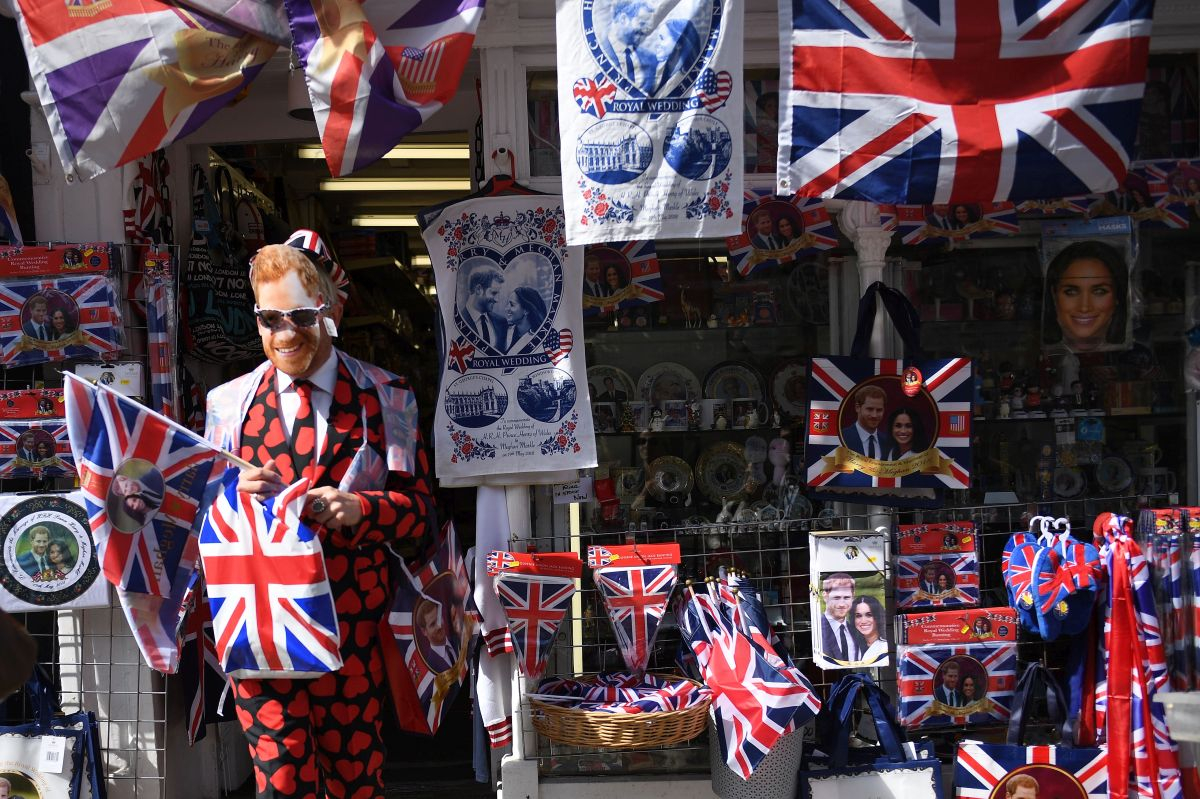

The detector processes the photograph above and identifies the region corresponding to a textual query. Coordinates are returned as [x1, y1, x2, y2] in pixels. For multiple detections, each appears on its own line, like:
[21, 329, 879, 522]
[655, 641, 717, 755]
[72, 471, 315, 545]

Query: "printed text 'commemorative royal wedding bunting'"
[424, 195, 597, 484]
[555, 0, 743, 244]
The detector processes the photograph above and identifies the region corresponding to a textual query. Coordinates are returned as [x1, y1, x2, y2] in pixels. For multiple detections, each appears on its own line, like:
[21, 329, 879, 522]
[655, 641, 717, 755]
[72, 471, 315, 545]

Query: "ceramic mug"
[731, 398, 769, 430]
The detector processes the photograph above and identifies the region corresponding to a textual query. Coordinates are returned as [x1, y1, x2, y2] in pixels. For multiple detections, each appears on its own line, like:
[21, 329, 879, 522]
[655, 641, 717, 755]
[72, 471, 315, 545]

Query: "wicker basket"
[529, 680, 710, 750]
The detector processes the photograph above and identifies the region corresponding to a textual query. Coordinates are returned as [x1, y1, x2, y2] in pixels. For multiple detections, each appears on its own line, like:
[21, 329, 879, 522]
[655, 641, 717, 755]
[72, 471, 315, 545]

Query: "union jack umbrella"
[896, 642, 1016, 730]
[725, 190, 837, 277]
[894, 202, 1020, 246]
[144, 255, 177, 419]
[493, 570, 576, 680]
[896, 552, 979, 610]
[777, 0, 1155, 204]
[7, 0, 276, 180]
[0, 421, 75, 479]
[284, 0, 484, 177]
[177, 576, 230, 745]
[65, 372, 223, 598]
[678, 586, 819, 779]
[594, 563, 677, 674]
[0, 275, 121, 367]
[806, 356, 973, 490]
[956, 743, 1108, 799]
[384, 521, 478, 735]
[199, 469, 343, 679]
[581, 241, 664, 318]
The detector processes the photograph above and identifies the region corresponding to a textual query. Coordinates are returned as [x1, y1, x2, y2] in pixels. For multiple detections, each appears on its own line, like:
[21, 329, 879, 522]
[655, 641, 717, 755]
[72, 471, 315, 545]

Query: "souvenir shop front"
[1, 1, 1200, 799]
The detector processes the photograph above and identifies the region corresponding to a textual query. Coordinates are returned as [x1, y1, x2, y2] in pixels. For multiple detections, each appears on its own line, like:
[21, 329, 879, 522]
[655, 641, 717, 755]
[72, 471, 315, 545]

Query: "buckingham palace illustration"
[578, 129, 654, 182]
[446, 382, 507, 425]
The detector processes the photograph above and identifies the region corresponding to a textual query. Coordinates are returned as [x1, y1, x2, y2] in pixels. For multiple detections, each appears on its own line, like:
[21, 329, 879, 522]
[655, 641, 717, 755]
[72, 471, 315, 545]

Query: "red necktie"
[291, 379, 317, 482]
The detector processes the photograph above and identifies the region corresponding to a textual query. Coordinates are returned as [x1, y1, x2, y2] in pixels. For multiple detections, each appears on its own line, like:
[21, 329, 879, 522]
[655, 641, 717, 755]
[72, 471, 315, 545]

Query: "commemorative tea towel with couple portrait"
[424, 195, 598, 485]
[555, 0, 743, 244]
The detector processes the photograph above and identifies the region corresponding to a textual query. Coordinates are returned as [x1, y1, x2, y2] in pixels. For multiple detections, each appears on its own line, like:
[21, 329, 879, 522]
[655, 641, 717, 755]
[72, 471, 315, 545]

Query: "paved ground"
[225, 764, 493, 798]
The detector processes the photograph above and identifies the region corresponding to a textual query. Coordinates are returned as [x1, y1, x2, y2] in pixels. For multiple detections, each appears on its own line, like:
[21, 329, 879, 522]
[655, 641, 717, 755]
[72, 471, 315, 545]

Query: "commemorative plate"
[646, 456, 694, 504]
[637, 362, 702, 406]
[1095, 455, 1133, 494]
[770, 358, 808, 420]
[587, 365, 636, 405]
[703, 361, 766, 404]
[696, 442, 750, 505]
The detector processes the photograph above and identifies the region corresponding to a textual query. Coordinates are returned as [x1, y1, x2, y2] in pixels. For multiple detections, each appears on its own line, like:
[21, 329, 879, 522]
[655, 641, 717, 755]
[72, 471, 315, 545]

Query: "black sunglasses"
[253, 305, 327, 331]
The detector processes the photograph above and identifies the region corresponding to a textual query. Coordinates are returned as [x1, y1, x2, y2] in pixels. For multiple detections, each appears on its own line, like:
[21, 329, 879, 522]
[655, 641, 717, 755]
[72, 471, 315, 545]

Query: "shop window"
[527, 71, 561, 177]
[744, 68, 779, 174]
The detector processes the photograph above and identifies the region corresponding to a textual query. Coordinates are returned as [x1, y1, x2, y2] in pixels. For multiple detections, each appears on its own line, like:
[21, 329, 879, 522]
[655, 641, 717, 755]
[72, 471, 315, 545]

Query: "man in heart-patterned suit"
[206, 243, 435, 799]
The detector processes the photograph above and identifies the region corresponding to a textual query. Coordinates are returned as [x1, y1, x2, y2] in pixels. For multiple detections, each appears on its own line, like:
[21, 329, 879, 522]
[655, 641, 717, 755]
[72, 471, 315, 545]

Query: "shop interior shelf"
[584, 321, 825, 345]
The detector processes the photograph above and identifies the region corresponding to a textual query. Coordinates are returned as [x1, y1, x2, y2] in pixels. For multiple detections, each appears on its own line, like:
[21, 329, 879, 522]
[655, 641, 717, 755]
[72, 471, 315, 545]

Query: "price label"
[40, 735, 67, 773]
[553, 476, 593, 504]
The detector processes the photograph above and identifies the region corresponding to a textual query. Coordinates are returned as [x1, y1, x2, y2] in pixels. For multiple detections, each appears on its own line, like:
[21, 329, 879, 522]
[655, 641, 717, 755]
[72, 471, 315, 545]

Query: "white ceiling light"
[299, 144, 469, 160]
[410, 254, 432, 267]
[350, 215, 419, 228]
[320, 178, 471, 192]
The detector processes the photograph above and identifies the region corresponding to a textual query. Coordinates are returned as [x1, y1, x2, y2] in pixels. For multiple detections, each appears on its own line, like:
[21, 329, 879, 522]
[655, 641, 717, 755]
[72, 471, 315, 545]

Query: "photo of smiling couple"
[817, 571, 889, 668]
[840, 384, 930, 462]
[457, 254, 557, 356]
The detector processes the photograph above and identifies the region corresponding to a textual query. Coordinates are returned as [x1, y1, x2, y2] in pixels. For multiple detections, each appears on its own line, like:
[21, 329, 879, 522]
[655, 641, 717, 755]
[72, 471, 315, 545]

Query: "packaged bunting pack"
[895, 521, 979, 610]
[0, 419, 74, 479]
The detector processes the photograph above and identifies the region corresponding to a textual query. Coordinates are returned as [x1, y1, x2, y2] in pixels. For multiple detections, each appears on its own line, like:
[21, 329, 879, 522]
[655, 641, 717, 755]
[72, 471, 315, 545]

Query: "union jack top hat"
[281, 228, 350, 302]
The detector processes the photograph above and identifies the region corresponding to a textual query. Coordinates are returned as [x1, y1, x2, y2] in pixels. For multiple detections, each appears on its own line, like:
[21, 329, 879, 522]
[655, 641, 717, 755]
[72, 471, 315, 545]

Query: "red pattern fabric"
[230, 357, 435, 798]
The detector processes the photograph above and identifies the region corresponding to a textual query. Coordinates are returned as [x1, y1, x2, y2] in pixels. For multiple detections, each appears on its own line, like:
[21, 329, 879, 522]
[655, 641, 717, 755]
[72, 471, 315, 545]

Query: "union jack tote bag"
[955, 664, 1108, 799]
[805, 282, 972, 508]
[198, 471, 342, 679]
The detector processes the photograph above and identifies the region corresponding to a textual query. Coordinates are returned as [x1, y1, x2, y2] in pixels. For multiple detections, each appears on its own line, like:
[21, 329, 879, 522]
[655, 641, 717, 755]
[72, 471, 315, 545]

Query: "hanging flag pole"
[64, 371, 253, 470]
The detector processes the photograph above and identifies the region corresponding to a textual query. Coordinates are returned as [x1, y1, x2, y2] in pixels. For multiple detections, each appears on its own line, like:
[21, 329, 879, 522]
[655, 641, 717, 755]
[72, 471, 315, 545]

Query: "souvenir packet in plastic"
[895, 521, 979, 610]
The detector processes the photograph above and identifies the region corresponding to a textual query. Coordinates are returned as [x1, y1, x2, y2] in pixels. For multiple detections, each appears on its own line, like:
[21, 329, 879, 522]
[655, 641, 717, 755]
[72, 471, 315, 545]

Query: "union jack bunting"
[1126, 160, 1197, 229]
[532, 672, 710, 714]
[384, 522, 478, 735]
[896, 553, 979, 610]
[0, 175, 22, 246]
[725, 191, 837, 277]
[199, 470, 343, 679]
[0, 421, 75, 479]
[177, 578, 230, 744]
[896, 642, 1017, 730]
[284, 0, 484, 177]
[65, 372, 223, 598]
[1015, 197, 1092, 217]
[955, 743, 1108, 799]
[581, 241, 664, 319]
[0, 275, 121, 367]
[678, 587, 819, 779]
[777, 0, 1155, 204]
[493, 571, 575, 680]
[806, 356, 972, 490]
[594, 563, 677, 674]
[893, 202, 1019, 246]
[8, 0, 276, 180]
[144, 256, 177, 419]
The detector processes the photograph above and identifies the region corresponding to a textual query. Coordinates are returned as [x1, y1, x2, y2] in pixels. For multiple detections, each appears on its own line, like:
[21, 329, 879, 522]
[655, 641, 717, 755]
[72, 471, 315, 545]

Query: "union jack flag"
[8, 0, 276, 180]
[594, 563, 677, 674]
[678, 588, 819, 779]
[543, 328, 573, 366]
[696, 68, 732, 113]
[896, 642, 1016, 729]
[199, 470, 343, 679]
[65, 372, 223, 598]
[0, 175, 22, 246]
[581, 241, 664, 318]
[533, 672, 710, 714]
[0, 421, 75, 479]
[725, 190, 837, 277]
[894, 202, 1019, 246]
[177, 578, 230, 745]
[1130, 160, 1192, 229]
[285, 0, 484, 177]
[0, 275, 121, 367]
[573, 75, 617, 119]
[778, 0, 1155, 204]
[805, 356, 972, 490]
[895, 552, 979, 610]
[587, 547, 615, 568]
[493, 571, 575, 680]
[385, 522, 478, 735]
[956, 743, 1108, 799]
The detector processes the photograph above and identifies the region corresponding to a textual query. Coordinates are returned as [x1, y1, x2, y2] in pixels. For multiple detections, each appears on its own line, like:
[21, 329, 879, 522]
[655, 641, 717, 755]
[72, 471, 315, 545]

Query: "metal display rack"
[520, 491, 1171, 779]
[2, 242, 179, 799]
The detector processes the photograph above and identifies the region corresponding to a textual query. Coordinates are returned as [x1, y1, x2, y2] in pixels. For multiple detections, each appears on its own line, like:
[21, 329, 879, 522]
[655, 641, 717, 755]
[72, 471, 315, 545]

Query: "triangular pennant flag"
[493, 571, 575, 680]
[594, 563, 677, 674]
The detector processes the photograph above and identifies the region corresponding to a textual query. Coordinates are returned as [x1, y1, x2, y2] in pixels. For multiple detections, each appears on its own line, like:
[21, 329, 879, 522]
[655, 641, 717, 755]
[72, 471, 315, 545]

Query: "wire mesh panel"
[523, 490, 1170, 777]
[1, 242, 178, 799]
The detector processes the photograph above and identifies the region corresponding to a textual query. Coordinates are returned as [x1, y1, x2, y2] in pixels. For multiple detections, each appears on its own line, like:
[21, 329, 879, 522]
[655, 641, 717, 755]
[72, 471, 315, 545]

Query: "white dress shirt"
[854, 422, 881, 458]
[275, 351, 340, 456]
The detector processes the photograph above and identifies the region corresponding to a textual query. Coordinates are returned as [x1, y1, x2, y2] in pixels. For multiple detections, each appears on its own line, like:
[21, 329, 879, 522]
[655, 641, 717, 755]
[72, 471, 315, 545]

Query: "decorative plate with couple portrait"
[0, 492, 107, 612]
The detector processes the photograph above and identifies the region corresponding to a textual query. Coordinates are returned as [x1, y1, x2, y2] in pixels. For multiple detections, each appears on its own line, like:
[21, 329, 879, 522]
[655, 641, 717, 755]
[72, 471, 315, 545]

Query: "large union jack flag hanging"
[806, 356, 972, 491]
[384, 522, 478, 735]
[0, 275, 121, 367]
[896, 642, 1016, 730]
[284, 0, 485, 177]
[8, 0, 276, 181]
[493, 570, 575, 681]
[594, 563, 677, 674]
[956, 742, 1108, 799]
[777, 0, 1155, 204]
[199, 470, 343, 679]
[65, 372, 222, 598]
